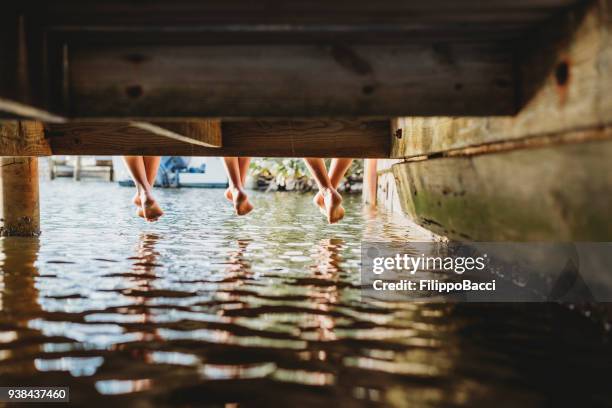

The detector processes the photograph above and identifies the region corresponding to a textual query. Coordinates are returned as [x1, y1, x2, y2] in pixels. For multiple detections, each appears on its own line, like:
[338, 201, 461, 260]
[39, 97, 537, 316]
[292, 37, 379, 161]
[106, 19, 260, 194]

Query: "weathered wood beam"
[393, 132, 612, 241]
[0, 8, 19, 104]
[0, 120, 223, 155]
[391, 0, 610, 159]
[0, 98, 67, 123]
[21, 0, 581, 27]
[5, 0, 587, 120]
[131, 120, 222, 148]
[22, 0, 585, 51]
[380, 1, 612, 241]
[0, 9, 66, 122]
[0, 156, 40, 237]
[0, 121, 51, 156]
[60, 43, 514, 118]
[45, 120, 389, 158]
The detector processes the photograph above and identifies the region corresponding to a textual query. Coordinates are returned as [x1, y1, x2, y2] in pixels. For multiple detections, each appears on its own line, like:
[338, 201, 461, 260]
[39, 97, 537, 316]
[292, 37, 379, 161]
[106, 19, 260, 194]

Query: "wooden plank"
[0, 121, 51, 156]
[1, 120, 222, 155]
[5, 0, 586, 120]
[28, 0, 583, 46]
[391, 0, 611, 158]
[0, 98, 67, 123]
[0, 9, 66, 121]
[132, 120, 222, 148]
[392, 130, 612, 241]
[61, 43, 514, 118]
[45, 120, 389, 157]
[0, 8, 19, 103]
[23, 0, 580, 26]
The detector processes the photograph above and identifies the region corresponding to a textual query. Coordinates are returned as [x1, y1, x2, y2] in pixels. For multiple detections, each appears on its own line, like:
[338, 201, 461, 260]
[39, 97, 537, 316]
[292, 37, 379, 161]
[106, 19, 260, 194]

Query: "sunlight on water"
[0, 179, 611, 406]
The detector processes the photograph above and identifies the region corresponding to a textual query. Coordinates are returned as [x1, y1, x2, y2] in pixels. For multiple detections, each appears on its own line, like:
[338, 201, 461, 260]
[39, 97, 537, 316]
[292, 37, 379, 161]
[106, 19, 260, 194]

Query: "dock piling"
[0, 156, 40, 236]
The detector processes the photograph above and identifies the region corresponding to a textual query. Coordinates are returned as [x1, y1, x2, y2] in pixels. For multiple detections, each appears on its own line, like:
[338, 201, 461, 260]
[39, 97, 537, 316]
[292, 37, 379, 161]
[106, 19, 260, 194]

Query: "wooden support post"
[0, 156, 40, 236]
[49, 158, 55, 180]
[362, 159, 378, 207]
[73, 155, 81, 181]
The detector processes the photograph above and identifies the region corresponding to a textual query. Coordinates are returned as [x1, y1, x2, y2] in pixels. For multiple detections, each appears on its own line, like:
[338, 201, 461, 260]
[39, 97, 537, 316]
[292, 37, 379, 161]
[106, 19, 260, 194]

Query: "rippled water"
[1, 179, 612, 407]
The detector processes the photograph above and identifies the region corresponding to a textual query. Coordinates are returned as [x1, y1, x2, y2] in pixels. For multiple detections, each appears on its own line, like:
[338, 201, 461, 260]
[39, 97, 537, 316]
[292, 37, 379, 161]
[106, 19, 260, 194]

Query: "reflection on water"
[1, 180, 612, 407]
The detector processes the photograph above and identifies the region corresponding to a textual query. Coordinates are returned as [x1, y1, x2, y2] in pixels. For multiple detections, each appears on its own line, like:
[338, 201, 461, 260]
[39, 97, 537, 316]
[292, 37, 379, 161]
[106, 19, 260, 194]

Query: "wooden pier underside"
[1, 0, 583, 118]
[4, 0, 611, 240]
[379, 0, 612, 240]
[0, 0, 590, 158]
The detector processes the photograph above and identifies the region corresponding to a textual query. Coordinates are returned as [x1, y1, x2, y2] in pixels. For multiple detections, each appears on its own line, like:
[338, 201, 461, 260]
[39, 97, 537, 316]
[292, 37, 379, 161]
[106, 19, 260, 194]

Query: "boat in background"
[113, 156, 228, 188]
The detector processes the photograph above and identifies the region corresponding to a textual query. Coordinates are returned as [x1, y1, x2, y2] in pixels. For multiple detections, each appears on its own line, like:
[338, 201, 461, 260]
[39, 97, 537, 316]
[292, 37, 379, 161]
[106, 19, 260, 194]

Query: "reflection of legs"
[222, 157, 253, 216]
[133, 232, 162, 362]
[303, 158, 344, 224]
[314, 158, 353, 210]
[123, 156, 163, 222]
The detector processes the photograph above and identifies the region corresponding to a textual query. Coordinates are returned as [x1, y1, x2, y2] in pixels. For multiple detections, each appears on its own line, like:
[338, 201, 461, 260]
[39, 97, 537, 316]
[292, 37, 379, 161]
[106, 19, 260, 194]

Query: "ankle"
[320, 187, 337, 197]
[139, 189, 154, 202]
[231, 185, 247, 196]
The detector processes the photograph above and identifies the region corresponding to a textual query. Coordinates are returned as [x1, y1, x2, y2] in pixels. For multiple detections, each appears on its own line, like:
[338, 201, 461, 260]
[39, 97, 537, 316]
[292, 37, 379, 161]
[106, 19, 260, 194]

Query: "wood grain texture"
[0, 9, 19, 102]
[392, 130, 612, 241]
[0, 121, 51, 156]
[46, 119, 389, 157]
[0, 156, 40, 236]
[0, 98, 67, 123]
[22, 0, 583, 58]
[64, 43, 514, 118]
[391, 0, 611, 158]
[3, 0, 586, 119]
[23, 0, 580, 31]
[133, 120, 222, 147]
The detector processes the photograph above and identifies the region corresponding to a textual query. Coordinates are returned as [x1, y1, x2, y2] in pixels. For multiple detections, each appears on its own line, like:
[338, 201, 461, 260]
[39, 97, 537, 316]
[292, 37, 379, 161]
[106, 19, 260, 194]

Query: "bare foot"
[321, 188, 344, 224]
[133, 193, 145, 218]
[133, 193, 147, 219]
[313, 191, 326, 216]
[138, 191, 164, 222]
[230, 187, 253, 216]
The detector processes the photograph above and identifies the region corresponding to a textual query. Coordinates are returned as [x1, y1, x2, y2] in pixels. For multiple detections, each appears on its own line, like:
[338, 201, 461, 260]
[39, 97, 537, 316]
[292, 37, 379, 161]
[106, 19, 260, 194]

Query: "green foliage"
[249, 158, 363, 192]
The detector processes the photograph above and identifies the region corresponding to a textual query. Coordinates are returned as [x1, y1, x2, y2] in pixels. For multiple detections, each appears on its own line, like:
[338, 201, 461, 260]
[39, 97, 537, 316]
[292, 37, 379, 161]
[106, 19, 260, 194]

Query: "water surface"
[1, 180, 611, 407]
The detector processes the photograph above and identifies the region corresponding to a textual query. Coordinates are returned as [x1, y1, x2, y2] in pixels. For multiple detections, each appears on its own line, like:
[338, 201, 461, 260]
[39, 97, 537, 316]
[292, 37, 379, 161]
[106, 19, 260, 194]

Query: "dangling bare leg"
[314, 158, 353, 213]
[222, 157, 253, 216]
[303, 158, 344, 224]
[133, 156, 162, 219]
[123, 156, 164, 222]
[225, 157, 251, 202]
